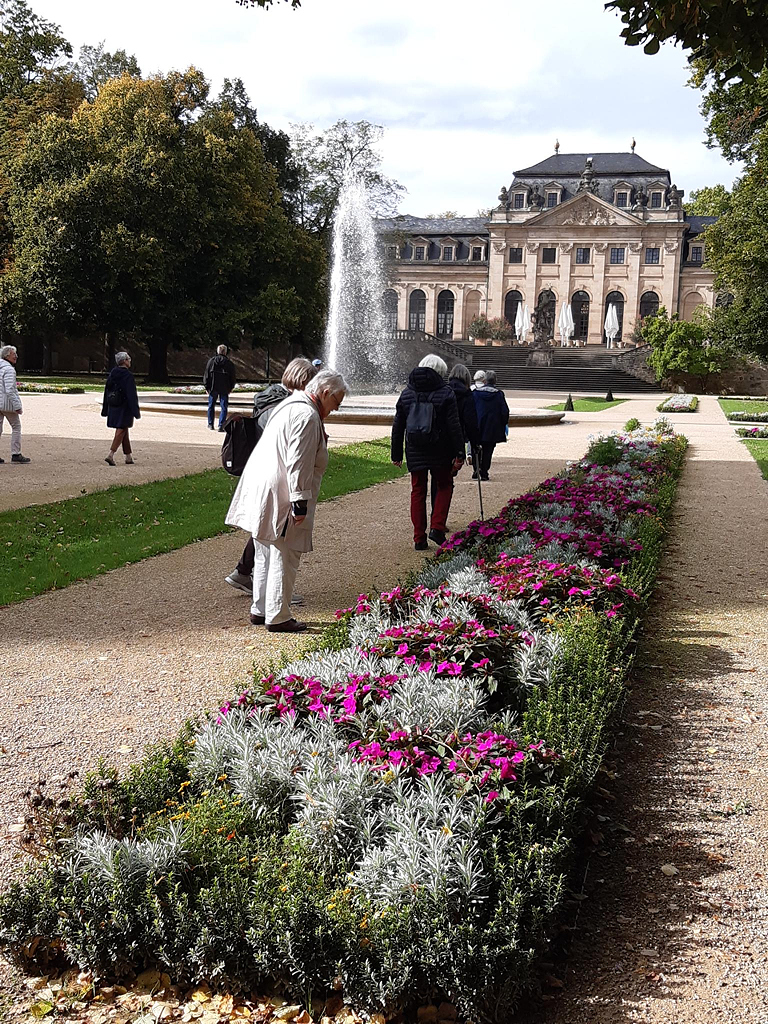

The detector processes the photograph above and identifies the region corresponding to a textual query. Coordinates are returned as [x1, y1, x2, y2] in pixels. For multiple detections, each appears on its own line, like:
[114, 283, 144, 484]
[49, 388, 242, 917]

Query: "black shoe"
[249, 613, 265, 625]
[217, 426, 226, 432]
[428, 529, 446, 546]
[207, 423, 214, 430]
[11, 454, 30, 463]
[480, 473, 489, 481]
[267, 618, 308, 633]
[471, 472, 478, 479]
[414, 540, 429, 551]
[0, 458, 4, 464]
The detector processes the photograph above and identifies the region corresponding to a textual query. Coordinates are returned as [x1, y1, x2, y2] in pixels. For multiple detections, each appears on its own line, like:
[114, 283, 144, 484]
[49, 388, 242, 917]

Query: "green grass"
[545, 397, 628, 412]
[0, 439, 405, 606]
[19, 375, 169, 393]
[744, 439, 768, 480]
[718, 398, 768, 416]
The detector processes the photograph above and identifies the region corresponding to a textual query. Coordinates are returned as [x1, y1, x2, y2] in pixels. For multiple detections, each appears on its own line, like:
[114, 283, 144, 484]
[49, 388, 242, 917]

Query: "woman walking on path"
[101, 352, 141, 466]
[391, 354, 464, 551]
[225, 369, 348, 633]
[448, 363, 480, 456]
[224, 357, 318, 597]
[0, 345, 30, 464]
[472, 368, 509, 481]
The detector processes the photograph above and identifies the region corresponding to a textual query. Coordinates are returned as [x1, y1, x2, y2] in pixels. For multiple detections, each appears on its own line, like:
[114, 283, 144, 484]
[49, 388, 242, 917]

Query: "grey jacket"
[0, 358, 21, 413]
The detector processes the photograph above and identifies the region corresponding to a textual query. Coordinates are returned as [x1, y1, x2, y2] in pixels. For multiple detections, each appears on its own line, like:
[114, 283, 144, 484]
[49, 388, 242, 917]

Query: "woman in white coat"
[0, 345, 30, 463]
[225, 369, 349, 633]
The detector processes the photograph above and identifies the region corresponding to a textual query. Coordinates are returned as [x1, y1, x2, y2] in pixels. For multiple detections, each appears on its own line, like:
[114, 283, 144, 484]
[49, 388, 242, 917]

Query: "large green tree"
[75, 42, 140, 101]
[684, 183, 731, 218]
[642, 306, 729, 390]
[607, 1, 768, 80]
[3, 67, 325, 380]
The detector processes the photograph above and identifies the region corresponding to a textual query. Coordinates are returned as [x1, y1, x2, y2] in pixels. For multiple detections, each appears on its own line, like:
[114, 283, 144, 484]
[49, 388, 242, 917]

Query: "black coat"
[101, 366, 141, 429]
[391, 366, 464, 472]
[449, 377, 480, 447]
[473, 386, 510, 447]
[204, 354, 236, 395]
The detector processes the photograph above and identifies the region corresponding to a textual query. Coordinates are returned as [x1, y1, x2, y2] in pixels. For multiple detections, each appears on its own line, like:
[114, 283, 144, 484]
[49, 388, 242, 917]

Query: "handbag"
[106, 386, 125, 407]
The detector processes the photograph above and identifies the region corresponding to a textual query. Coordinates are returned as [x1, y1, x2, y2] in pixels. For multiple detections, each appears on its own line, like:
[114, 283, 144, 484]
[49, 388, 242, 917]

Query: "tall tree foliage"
[75, 42, 140, 101]
[0, 0, 70, 99]
[3, 68, 325, 380]
[684, 184, 731, 218]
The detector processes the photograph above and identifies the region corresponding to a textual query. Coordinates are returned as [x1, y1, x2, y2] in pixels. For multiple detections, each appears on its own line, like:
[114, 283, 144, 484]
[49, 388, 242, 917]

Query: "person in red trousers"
[391, 354, 464, 551]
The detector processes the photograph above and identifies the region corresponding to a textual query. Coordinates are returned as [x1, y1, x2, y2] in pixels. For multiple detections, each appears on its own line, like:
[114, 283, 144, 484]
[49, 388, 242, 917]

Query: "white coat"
[0, 358, 22, 413]
[225, 391, 328, 553]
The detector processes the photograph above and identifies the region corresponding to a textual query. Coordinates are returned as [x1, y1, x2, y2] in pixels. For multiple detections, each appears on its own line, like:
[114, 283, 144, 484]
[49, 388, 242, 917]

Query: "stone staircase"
[455, 344, 662, 393]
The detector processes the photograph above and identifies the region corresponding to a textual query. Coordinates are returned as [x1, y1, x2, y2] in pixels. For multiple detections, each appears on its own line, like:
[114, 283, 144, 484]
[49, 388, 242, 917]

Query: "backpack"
[106, 385, 125, 407]
[405, 391, 438, 443]
[221, 415, 258, 476]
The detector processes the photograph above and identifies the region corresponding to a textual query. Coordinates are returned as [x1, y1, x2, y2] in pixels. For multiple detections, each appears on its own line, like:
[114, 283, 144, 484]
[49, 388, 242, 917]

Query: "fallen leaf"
[661, 863, 679, 876]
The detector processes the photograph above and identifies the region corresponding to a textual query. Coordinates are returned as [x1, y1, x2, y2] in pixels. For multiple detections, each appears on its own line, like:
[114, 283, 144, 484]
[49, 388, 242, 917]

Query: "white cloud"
[41, 0, 740, 212]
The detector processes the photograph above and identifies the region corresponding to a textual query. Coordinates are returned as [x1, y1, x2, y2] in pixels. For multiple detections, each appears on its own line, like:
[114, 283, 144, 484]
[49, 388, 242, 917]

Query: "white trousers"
[251, 536, 302, 625]
[0, 410, 21, 456]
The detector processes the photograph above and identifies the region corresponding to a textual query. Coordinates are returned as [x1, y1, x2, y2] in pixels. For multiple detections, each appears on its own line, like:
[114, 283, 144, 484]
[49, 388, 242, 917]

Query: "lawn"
[718, 398, 768, 417]
[545, 397, 628, 412]
[19, 375, 169, 393]
[744, 439, 768, 480]
[0, 439, 404, 606]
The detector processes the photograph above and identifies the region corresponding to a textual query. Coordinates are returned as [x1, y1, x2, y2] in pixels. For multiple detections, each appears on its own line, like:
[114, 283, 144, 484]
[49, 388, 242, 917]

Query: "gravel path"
[3, 395, 766, 1024]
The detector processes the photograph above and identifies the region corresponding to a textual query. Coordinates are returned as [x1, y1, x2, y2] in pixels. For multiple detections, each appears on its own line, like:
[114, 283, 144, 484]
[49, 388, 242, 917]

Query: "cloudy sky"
[37, 0, 739, 214]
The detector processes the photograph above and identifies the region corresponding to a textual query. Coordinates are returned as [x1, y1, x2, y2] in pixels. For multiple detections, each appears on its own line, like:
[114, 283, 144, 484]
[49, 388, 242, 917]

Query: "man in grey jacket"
[0, 345, 30, 463]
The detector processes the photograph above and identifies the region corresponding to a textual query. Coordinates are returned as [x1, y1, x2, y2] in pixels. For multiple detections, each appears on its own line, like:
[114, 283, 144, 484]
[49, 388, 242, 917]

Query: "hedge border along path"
[0, 424, 687, 1024]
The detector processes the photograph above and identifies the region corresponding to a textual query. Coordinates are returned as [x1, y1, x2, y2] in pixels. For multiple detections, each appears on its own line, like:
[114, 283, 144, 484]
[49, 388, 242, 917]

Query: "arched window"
[504, 290, 522, 338]
[464, 289, 481, 337]
[571, 290, 590, 341]
[383, 290, 398, 332]
[715, 292, 734, 308]
[436, 290, 455, 338]
[639, 291, 659, 320]
[682, 292, 704, 320]
[409, 289, 426, 332]
[536, 289, 556, 340]
[604, 290, 625, 343]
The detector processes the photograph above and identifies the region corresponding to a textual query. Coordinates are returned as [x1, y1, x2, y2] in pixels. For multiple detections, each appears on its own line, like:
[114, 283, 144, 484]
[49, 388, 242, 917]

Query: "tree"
[289, 120, 404, 243]
[692, 61, 768, 164]
[642, 306, 729, 390]
[3, 67, 325, 380]
[75, 42, 140, 101]
[0, 0, 70, 100]
[606, 0, 768, 81]
[684, 184, 731, 217]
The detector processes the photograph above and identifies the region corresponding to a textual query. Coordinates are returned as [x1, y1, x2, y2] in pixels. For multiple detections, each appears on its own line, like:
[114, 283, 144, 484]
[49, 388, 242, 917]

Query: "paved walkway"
[2, 394, 767, 1024]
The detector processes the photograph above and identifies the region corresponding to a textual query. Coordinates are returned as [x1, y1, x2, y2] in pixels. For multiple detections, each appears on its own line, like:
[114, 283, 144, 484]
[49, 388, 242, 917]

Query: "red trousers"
[410, 465, 454, 543]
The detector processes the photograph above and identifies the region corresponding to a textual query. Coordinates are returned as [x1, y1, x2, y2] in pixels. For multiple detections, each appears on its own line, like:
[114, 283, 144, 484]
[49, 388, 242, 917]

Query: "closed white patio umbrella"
[557, 302, 572, 347]
[604, 304, 620, 349]
[520, 304, 531, 344]
[514, 303, 524, 344]
[566, 303, 576, 345]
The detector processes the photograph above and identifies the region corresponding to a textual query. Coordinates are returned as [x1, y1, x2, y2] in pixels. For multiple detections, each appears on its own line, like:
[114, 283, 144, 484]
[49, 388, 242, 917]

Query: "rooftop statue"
[498, 185, 510, 207]
[667, 183, 681, 209]
[529, 185, 544, 208]
[576, 157, 599, 195]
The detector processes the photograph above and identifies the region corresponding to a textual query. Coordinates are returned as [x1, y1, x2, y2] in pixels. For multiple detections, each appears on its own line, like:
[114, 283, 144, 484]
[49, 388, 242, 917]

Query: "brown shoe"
[249, 613, 265, 625]
[267, 618, 307, 633]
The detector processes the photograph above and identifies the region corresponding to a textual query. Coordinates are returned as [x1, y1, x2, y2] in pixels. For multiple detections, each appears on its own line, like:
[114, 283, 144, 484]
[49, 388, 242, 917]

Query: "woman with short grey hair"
[0, 344, 29, 463]
[226, 367, 349, 632]
[101, 352, 141, 465]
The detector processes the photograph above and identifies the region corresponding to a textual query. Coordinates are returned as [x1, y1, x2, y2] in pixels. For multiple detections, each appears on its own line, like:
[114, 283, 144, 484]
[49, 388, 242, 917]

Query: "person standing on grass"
[101, 351, 140, 466]
[225, 369, 348, 633]
[203, 344, 237, 432]
[391, 354, 464, 551]
[0, 345, 29, 464]
[471, 368, 509, 481]
[224, 357, 318, 599]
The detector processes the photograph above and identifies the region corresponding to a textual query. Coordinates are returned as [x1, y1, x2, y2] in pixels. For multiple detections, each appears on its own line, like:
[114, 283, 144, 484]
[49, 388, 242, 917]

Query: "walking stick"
[474, 446, 484, 520]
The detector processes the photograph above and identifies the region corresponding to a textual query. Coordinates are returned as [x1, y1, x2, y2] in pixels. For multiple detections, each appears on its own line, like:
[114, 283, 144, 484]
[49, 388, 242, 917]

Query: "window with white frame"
[413, 245, 426, 261]
[650, 191, 663, 208]
[442, 245, 454, 261]
[609, 246, 625, 264]
[644, 247, 660, 264]
[616, 192, 628, 208]
[575, 246, 590, 264]
[541, 247, 557, 264]
[513, 192, 525, 209]
[547, 192, 558, 208]
[690, 245, 703, 263]
[509, 246, 523, 263]
[471, 245, 484, 261]
[385, 245, 399, 260]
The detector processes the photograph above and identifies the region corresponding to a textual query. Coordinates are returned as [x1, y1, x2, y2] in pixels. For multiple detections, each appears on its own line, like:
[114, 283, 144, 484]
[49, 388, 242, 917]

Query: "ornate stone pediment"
[493, 241, 506, 254]
[530, 192, 640, 228]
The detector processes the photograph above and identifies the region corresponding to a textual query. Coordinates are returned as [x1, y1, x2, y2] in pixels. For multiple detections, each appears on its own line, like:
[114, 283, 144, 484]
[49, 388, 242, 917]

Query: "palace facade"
[378, 150, 716, 345]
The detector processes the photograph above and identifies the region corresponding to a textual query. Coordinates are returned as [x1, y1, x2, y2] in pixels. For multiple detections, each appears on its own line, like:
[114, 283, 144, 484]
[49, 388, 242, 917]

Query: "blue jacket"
[391, 366, 464, 472]
[101, 366, 140, 429]
[473, 385, 509, 447]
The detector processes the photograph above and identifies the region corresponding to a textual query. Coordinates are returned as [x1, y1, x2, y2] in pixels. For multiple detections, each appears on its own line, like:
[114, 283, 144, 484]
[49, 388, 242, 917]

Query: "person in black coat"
[471, 368, 510, 480]
[391, 354, 464, 550]
[448, 363, 481, 453]
[101, 351, 141, 465]
[203, 344, 237, 431]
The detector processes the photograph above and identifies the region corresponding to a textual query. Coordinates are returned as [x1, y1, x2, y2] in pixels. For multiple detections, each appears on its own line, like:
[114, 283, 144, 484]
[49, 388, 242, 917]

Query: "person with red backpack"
[224, 358, 318, 596]
[391, 354, 464, 551]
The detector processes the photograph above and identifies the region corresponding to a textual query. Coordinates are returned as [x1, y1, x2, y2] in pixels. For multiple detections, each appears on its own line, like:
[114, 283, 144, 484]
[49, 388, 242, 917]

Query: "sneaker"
[105, 454, 116, 466]
[428, 529, 447, 546]
[290, 593, 305, 607]
[125, 455, 134, 465]
[414, 540, 429, 551]
[11, 454, 30, 463]
[207, 423, 214, 430]
[225, 570, 253, 595]
[217, 426, 226, 432]
[267, 618, 308, 633]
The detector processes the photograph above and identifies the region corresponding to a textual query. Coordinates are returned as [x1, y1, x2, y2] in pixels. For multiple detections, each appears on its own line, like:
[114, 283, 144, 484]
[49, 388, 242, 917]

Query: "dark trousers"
[110, 428, 132, 454]
[208, 391, 229, 428]
[411, 465, 453, 543]
[237, 537, 255, 576]
[473, 443, 495, 478]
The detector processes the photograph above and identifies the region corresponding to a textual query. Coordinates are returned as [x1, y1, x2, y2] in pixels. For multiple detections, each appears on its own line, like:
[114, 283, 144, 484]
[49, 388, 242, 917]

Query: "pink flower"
[485, 791, 500, 803]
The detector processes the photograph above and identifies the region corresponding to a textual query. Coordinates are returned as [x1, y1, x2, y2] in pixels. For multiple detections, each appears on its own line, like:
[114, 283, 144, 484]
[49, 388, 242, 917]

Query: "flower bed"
[657, 393, 698, 413]
[728, 410, 768, 423]
[16, 382, 85, 394]
[167, 383, 264, 394]
[0, 425, 687, 1022]
[736, 425, 768, 438]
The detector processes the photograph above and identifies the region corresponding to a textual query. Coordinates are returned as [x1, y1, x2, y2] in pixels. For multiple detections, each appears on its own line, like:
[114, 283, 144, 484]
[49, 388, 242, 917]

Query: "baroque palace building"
[378, 149, 717, 346]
